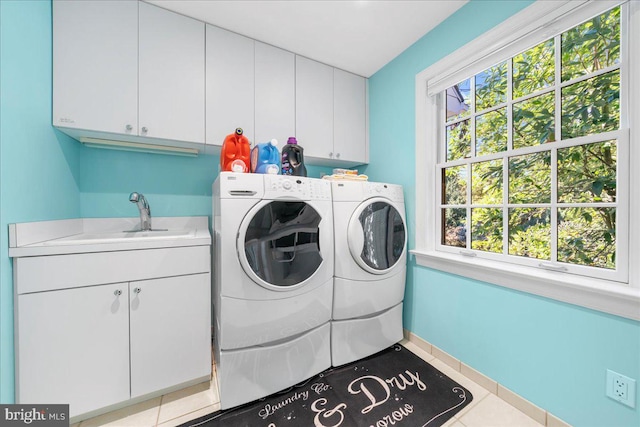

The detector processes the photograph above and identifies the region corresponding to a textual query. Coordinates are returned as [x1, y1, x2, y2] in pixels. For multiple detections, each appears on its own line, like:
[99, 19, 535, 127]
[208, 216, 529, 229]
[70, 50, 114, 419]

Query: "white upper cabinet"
[52, 0, 367, 164]
[295, 56, 334, 159]
[53, 0, 205, 146]
[255, 42, 295, 146]
[53, 0, 138, 135]
[139, 2, 205, 143]
[206, 25, 255, 146]
[296, 57, 368, 166]
[334, 68, 368, 164]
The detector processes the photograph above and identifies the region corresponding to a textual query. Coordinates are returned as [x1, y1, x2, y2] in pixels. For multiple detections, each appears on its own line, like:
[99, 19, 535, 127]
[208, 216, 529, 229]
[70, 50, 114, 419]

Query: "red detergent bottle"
[220, 128, 251, 172]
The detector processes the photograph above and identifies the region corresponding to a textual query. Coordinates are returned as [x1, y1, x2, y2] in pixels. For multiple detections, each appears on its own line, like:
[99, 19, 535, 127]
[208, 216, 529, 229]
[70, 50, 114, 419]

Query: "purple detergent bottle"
[280, 137, 307, 177]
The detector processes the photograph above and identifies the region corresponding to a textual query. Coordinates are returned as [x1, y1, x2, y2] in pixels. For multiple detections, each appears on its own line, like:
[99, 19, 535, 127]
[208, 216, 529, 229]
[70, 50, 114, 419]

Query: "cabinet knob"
[126, 124, 133, 132]
[134, 287, 141, 294]
[329, 152, 333, 158]
[336, 153, 341, 159]
[141, 127, 148, 134]
[114, 290, 122, 296]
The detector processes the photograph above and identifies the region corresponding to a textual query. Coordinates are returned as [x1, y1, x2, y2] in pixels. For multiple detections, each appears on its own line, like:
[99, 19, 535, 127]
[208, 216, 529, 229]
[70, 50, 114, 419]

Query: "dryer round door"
[347, 197, 407, 274]
[238, 200, 326, 291]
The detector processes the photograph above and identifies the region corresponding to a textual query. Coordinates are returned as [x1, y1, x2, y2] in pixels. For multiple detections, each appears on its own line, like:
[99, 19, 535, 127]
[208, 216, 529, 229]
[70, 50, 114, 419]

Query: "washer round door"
[238, 200, 325, 290]
[347, 198, 407, 274]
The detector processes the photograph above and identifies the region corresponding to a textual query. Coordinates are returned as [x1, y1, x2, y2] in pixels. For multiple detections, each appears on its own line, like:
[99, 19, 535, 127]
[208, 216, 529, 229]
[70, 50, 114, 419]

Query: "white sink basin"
[42, 229, 195, 246]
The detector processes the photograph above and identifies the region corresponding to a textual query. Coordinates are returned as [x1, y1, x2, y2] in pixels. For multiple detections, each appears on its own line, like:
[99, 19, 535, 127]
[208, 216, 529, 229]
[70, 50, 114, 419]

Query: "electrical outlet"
[606, 369, 636, 408]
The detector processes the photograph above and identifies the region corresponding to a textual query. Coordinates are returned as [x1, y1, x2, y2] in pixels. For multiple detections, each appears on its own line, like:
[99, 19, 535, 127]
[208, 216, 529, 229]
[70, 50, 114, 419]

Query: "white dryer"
[213, 172, 333, 409]
[331, 180, 407, 366]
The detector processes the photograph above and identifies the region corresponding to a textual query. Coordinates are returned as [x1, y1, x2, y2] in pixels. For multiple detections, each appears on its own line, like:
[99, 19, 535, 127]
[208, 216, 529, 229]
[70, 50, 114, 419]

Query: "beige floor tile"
[461, 363, 498, 395]
[443, 420, 467, 427]
[497, 384, 546, 425]
[427, 358, 490, 419]
[402, 341, 436, 363]
[156, 403, 220, 427]
[547, 412, 572, 427]
[210, 369, 220, 404]
[457, 393, 544, 427]
[78, 397, 161, 427]
[407, 331, 433, 354]
[157, 380, 218, 424]
[432, 344, 461, 371]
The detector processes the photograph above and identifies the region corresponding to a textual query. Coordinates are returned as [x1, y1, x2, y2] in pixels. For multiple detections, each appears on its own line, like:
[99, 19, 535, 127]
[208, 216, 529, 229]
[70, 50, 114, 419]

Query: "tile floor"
[72, 341, 552, 427]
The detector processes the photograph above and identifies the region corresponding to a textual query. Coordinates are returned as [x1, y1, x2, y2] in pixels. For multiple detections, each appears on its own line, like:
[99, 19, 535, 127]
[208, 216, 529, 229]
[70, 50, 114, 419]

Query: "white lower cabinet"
[17, 283, 131, 416]
[130, 274, 211, 398]
[14, 249, 211, 420]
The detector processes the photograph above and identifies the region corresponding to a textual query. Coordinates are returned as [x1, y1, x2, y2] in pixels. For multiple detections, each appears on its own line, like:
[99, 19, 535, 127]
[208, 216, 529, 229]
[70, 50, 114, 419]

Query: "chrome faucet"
[129, 192, 152, 231]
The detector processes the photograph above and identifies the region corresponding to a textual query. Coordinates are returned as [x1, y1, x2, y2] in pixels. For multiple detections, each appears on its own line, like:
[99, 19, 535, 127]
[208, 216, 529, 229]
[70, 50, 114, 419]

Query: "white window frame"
[413, 0, 640, 321]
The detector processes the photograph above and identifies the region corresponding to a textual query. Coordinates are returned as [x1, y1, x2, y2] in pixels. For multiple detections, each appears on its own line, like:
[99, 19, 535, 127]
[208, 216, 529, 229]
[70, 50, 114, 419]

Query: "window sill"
[410, 249, 640, 321]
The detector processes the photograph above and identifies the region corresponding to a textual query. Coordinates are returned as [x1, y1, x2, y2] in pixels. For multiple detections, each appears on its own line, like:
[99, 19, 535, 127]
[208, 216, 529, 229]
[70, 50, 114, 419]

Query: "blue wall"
[78, 148, 332, 219]
[0, 0, 81, 402]
[365, 1, 640, 426]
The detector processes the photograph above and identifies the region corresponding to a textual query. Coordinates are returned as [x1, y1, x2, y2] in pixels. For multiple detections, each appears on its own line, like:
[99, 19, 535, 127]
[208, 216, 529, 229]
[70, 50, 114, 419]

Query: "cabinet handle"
[133, 287, 141, 294]
[126, 124, 133, 132]
[114, 290, 122, 296]
[336, 153, 341, 159]
[141, 127, 148, 134]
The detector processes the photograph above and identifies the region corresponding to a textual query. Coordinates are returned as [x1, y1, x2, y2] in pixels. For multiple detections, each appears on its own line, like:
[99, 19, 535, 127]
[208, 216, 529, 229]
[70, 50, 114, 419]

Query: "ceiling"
[146, 0, 468, 78]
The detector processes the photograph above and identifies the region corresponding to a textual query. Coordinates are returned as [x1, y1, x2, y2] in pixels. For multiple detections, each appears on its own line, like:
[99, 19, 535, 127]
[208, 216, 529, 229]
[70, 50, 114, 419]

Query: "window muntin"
[438, 6, 625, 280]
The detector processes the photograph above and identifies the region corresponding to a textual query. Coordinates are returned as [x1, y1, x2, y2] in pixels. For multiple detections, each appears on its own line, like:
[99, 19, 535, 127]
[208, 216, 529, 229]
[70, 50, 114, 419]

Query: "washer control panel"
[264, 175, 331, 200]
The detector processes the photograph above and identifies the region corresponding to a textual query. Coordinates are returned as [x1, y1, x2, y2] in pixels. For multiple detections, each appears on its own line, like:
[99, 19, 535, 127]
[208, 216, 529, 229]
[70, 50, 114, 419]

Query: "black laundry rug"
[180, 344, 472, 427]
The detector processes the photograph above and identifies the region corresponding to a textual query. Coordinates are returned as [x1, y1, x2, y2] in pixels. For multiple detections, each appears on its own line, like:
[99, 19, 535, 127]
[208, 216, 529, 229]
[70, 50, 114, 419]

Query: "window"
[440, 6, 625, 282]
[414, 0, 640, 320]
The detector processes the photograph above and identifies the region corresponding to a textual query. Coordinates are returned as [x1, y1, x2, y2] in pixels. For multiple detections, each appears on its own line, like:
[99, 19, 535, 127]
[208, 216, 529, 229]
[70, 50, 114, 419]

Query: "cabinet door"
[334, 69, 367, 163]
[53, 0, 138, 135]
[296, 56, 334, 159]
[255, 42, 295, 145]
[16, 283, 130, 418]
[206, 25, 255, 146]
[139, 2, 205, 143]
[129, 274, 211, 398]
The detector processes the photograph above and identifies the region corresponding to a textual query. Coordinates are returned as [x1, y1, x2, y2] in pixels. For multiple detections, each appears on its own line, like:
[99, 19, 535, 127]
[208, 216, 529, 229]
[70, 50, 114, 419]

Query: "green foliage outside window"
[442, 6, 621, 270]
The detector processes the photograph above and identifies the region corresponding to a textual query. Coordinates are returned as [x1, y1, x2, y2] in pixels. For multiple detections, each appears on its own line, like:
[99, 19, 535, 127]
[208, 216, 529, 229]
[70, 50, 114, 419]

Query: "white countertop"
[9, 216, 211, 257]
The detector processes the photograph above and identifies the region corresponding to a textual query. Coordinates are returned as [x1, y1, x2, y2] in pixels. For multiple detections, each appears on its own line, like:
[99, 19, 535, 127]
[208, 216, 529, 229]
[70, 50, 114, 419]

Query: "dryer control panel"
[364, 182, 404, 203]
[264, 176, 331, 201]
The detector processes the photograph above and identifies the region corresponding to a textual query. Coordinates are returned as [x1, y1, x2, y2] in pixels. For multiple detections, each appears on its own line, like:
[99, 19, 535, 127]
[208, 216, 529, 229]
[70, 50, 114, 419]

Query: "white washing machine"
[213, 172, 333, 409]
[331, 180, 407, 366]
